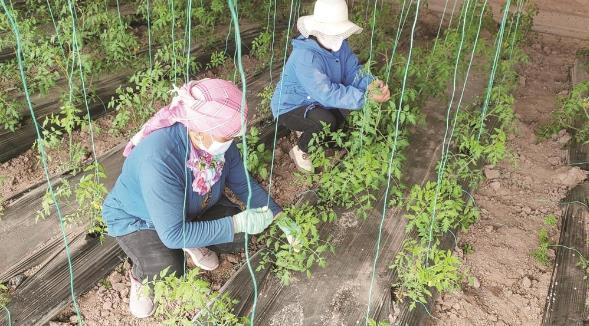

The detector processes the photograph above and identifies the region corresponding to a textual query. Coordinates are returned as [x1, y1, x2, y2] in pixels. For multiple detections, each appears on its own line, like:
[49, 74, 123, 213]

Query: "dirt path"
[430, 34, 587, 325]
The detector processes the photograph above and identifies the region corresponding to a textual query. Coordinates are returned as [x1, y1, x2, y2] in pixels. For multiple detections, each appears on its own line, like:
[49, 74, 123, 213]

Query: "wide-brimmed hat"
[297, 0, 363, 39]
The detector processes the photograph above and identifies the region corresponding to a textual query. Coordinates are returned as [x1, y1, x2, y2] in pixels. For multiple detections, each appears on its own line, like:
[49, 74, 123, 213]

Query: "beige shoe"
[129, 272, 155, 318]
[183, 247, 219, 271]
[289, 145, 313, 173]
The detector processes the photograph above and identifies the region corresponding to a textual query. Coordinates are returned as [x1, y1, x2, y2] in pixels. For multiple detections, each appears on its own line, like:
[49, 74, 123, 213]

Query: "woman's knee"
[308, 108, 338, 132]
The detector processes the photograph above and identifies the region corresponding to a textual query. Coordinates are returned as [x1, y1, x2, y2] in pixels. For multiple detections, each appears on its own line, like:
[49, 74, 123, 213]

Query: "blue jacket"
[102, 123, 281, 249]
[271, 36, 374, 117]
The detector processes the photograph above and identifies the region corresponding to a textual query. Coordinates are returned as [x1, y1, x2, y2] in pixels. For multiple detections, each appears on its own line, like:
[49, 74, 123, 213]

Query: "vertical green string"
[428, 0, 450, 66]
[442, 0, 489, 174]
[268, 0, 277, 82]
[168, 0, 178, 84]
[266, 0, 296, 207]
[0, 2, 84, 324]
[182, 0, 193, 278]
[477, 0, 512, 140]
[508, 0, 524, 62]
[425, 0, 473, 259]
[146, 0, 153, 71]
[2, 305, 10, 326]
[115, 0, 122, 25]
[384, 0, 414, 83]
[366, 0, 422, 322]
[226, 1, 257, 324]
[358, 0, 380, 152]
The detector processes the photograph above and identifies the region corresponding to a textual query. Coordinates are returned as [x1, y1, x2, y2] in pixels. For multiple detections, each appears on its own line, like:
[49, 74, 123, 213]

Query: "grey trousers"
[116, 196, 243, 281]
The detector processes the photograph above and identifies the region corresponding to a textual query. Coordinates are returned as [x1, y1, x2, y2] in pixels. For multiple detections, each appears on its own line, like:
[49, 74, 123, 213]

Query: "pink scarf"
[124, 78, 248, 195]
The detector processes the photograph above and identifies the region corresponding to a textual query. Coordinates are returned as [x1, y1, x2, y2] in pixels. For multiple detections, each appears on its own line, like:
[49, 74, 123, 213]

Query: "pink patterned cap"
[124, 78, 248, 156]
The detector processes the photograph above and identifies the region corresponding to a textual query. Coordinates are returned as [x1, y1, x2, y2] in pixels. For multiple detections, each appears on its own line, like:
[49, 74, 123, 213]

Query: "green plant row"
[539, 79, 589, 144]
[390, 0, 534, 311]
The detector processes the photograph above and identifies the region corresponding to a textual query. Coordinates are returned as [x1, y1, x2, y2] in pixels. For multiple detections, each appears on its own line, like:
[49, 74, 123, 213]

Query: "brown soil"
[430, 33, 588, 325]
[1, 114, 128, 202]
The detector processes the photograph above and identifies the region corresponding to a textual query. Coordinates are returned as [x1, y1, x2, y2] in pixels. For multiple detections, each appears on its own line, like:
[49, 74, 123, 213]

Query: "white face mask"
[200, 139, 233, 156]
[316, 35, 345, 52]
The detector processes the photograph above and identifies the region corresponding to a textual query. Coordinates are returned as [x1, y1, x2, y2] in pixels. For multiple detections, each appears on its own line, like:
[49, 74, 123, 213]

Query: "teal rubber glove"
[232, 206, 274, 234]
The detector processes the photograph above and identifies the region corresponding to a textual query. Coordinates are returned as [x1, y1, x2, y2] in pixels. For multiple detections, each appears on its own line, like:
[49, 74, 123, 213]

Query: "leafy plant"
[0, 94, 21, 131]
[100, 23, 139, 65]
[0, 283, 9, 307]
[236, 126, 272, 180]
[36, 163, 108, 239]
[531, 215, 558, 266]
[251, 30, 272, 63]
[109, 64, 170, 132]
[206, 50, 227, 70]
[258, 204, 336, 285]
[149, 267, 245, 325]
[391, 240, 462, 311]
[256, 84, 274, 119]
[405, 179, 479, 241]
[538, 80, 589, 143]
[531, 228, 551, 266]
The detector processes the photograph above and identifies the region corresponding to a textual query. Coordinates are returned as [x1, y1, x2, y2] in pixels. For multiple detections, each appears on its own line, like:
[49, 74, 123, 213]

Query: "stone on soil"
[484, 166, 501, 180]
[553, 166, 588, 187]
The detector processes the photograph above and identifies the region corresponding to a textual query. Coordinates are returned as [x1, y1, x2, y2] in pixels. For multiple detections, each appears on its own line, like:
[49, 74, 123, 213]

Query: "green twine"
[2, 305, 10, 326]
[168, 0, 178, 84]
[428, 0, 451, 72]
[477, 0, 513, 140]
[508, 0, 525, 62]
[358, 0, 380, 152]
[0, 2, 84, 324]
[227, 1, 258, 324]
[115, 0, 122, 25]
[425, 0, 474, 259]
[266, 0, 296, 207]
[384, 0, 414, 83]
[182, 0, 193, 277]
[146, 0, 153, 70]
[268, 0, 277, 82]
[365, 0, 422, 322]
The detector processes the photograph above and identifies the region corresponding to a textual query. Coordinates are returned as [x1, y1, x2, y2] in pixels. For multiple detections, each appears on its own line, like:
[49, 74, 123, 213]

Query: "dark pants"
[278, 105, 348, 153]
[116, 196, 242, 281]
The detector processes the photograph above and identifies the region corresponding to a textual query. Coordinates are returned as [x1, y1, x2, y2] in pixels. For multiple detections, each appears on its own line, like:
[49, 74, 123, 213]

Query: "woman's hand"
[232, 207, 274, 234]
[368, 79, 391, 103]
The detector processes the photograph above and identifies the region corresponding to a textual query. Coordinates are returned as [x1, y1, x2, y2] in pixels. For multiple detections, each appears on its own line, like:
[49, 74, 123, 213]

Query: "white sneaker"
[183, 247, 219, 271]
[129, 272, 155, 318]
[289, 145, 313, 173]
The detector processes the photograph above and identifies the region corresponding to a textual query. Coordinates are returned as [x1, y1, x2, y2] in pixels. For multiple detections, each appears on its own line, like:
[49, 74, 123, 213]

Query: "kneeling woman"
[102, 79, 281, 318]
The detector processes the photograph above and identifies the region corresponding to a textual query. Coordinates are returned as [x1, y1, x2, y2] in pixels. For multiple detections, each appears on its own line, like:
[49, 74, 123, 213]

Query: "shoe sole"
[131, 305, 156, 319]
[183, 249, 219, 271]
[289, 150, 313, 173]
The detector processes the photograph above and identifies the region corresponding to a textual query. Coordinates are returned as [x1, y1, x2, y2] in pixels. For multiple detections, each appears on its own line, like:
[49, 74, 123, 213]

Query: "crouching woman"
[102, 79, 281, 318]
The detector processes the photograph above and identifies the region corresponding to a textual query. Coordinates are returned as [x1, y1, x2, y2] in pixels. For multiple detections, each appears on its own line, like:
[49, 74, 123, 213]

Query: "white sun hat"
[297, 0, 363, 40]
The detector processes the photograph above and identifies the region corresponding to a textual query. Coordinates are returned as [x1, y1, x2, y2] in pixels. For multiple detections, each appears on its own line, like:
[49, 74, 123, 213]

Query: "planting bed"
[430, 34, 588, 325]
[2, 0, 589, 325]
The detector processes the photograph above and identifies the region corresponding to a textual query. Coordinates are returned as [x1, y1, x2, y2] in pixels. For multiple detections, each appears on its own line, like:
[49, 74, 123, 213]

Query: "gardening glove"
[232, 206, 274, 235]
[275, 213, 302, 253]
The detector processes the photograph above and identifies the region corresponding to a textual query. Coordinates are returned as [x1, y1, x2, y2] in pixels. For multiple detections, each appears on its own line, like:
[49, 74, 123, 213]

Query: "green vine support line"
[0, 1, 84, 324]
[477, 0, 513, 140]
[227, 1, 257, 324]
[365, 0, 423, 322]
[2, 305, 10, 326]
[266, 0, 296, 207]
[182, 0, 193, 277]
[425, 0, 475, 258]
